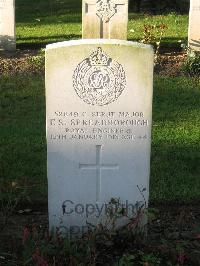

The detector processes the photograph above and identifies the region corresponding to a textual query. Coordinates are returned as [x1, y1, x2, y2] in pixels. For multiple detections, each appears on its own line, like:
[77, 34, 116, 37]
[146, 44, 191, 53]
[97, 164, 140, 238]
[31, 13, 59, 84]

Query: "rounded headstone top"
[46, 39, 153, 51]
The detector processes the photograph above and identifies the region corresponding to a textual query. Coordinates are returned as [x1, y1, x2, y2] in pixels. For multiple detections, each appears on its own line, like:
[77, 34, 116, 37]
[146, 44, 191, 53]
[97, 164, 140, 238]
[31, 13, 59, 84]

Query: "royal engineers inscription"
[50, 111, 148, 141]
[46, 39, 154, 237]
[82, 0, 128, 39]
[188, 0, 200, 51]
[0, 0, 15, 51]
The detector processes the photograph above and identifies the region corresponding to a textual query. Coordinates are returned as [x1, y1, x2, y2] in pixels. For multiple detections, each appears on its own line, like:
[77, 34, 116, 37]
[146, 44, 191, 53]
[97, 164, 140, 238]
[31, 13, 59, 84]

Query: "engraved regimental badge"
[96, 0, 117, 23]
[73, 47, 126, 106]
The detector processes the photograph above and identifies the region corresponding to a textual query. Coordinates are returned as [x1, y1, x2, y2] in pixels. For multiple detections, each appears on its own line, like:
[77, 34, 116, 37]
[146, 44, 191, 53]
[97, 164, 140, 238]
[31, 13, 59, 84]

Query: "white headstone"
[188, 0, 200, 51]
[46, 39, 154, 238]
[0, 0, 15, 51]
[82, 0, 128, 39]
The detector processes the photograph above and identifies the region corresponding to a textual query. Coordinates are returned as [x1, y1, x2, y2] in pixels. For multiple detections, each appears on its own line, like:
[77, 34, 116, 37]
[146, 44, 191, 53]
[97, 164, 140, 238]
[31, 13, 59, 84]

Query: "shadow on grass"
[16, 0, 82, 23]
[16, 13, 82, 24]
[150, 142, 200, 202]
[153, 76, 200, 123]
[17, 34, 81, 49]
[150, 77, 200, 202]
[17, 35, 187, 51]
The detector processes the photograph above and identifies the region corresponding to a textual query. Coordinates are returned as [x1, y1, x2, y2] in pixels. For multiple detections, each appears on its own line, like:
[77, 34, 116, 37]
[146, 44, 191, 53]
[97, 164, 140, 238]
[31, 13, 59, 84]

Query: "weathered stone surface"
[46, 39, 154, 237]
[188, 0, 200, 51]
[82, 0, 128, 39]
[0, 0, 15, 51]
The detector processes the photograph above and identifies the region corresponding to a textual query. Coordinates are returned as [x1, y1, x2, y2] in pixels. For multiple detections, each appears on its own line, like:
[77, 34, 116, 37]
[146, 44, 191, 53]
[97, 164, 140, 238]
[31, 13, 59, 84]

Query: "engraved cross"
[79, 145, 119, 202]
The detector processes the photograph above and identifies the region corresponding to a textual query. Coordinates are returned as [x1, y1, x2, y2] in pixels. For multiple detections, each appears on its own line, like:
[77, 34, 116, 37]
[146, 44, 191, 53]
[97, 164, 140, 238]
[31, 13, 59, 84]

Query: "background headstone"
[46, 39, 154, 237]
[188, 0, 200, 51]
[82, 0, 128, 39]
[0, 0, 15, 51]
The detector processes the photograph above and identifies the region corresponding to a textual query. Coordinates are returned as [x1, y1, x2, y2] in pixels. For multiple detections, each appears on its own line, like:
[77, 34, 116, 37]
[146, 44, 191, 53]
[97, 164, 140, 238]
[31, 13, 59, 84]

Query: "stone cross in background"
[82, 0, 128, 39]
[0, 0, 15, 51]
[188, 0, 200, 51]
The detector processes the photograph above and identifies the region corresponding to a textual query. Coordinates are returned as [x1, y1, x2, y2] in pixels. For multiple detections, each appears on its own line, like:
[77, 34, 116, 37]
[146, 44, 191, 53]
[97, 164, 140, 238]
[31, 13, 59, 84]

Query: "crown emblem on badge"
[89, 47, 110, 66]
[73, 47, 126, 106]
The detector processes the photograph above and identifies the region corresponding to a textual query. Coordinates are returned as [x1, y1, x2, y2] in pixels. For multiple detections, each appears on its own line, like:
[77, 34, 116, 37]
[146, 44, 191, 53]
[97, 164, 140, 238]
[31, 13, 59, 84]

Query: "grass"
[128, 13, 188, 47]
[0, 76, 46, 202]
[1, 75, 200, 203]
[15, 0, 188, 48]
[16, 0, 82, 48]
[151, 77, 200, 201]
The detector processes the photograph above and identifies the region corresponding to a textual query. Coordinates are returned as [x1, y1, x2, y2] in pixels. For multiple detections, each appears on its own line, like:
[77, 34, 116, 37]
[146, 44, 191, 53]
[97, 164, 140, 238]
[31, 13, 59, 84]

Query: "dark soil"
[0, 49, 187, 77]
[0, 49, 44, 76]
[0, 202, 200, 265]
[154, 52, 187, 76]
